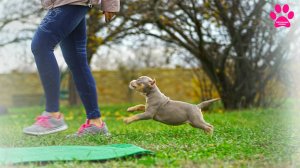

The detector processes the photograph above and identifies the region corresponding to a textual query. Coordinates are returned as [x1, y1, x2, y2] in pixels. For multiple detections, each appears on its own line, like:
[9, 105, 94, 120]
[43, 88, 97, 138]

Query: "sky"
[0, 37, 186, 74]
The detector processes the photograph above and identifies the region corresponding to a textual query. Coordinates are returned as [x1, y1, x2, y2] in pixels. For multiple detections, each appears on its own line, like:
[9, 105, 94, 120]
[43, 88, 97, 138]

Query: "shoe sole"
[23, 125, 68, 136]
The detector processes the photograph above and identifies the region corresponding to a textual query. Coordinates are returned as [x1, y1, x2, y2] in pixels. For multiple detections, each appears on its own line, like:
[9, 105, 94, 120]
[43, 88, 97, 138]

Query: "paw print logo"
[270, 4, 294, 28]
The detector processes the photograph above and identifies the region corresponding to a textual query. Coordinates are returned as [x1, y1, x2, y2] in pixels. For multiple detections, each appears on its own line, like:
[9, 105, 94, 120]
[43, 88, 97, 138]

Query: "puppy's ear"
[150, 79, 156, 86]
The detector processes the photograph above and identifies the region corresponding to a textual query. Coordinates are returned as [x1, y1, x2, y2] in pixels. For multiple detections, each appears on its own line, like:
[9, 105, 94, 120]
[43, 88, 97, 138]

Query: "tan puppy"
[124, 76, 220, 134]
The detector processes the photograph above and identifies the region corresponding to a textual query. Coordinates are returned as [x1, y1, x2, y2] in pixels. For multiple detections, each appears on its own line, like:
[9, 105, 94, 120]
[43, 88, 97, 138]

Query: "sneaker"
[67, 120, 110, 138]
[23, 112, 68, 135]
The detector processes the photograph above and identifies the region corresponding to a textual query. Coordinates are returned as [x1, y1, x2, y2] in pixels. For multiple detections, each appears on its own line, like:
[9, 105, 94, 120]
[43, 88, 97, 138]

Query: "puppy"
[124, 76, 220, 134]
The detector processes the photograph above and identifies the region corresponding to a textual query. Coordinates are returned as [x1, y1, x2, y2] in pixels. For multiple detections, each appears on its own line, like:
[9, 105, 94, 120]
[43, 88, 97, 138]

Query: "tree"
[124, 0, 293, 109]
[0, 0, 43, 47]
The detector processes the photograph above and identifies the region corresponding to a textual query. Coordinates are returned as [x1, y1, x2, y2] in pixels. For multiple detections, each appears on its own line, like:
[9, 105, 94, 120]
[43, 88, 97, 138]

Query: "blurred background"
[0, 0, 299, 110]
[1, 0, 300, 166]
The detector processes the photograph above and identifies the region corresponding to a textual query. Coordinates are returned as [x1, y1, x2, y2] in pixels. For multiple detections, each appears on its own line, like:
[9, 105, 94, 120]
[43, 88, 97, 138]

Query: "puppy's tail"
[197, 98, 220, 109]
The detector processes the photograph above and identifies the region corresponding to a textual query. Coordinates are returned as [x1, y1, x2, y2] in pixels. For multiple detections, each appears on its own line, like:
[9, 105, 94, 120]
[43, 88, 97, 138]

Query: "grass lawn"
[0, 104, 299, 167]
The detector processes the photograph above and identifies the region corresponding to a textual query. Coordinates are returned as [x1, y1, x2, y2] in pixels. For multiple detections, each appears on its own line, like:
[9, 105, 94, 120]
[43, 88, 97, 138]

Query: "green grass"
[0, 104, 299, 167]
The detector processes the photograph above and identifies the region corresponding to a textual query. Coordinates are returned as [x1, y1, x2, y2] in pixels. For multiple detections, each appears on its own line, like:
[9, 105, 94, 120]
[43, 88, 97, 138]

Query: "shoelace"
[78, 123, 91, 134]
[35, 116, 52, 128]
[77, 120, 104, 135]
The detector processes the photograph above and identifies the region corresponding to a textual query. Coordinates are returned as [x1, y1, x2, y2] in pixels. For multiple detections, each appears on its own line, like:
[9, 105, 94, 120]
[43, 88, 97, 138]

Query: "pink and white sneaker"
[23, 112, 68, 135]
[68, 119, 110, 138]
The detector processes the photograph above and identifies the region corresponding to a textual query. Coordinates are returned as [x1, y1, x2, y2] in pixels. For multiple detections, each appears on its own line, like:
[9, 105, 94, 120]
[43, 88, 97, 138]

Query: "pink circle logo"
[270, 4, 294, 28]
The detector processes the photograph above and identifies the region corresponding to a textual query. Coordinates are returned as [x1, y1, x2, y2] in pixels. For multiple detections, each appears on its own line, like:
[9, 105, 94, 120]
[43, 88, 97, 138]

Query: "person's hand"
[103, 11, 116, 23]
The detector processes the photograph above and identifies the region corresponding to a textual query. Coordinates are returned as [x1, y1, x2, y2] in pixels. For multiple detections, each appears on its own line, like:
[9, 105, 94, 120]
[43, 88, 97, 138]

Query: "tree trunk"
[219, 86, 256, 110]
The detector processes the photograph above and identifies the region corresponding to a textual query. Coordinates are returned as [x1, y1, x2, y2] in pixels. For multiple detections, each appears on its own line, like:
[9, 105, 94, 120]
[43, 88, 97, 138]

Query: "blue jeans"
[31, 5, 101, 119]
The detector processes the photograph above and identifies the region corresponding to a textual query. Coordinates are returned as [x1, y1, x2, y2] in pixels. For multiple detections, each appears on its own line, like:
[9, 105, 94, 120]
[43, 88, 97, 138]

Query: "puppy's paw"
[204, 125, 214, 136]
[127, 107, 135, 112]
[123, 117, 131, 124]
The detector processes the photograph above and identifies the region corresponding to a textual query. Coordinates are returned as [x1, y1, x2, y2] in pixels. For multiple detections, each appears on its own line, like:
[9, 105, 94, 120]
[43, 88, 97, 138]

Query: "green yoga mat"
[0, 144, 153, 164]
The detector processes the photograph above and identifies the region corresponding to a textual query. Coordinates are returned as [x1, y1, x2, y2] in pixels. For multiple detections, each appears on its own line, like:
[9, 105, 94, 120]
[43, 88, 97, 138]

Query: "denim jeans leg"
[59, 18, 101, 119]
[31, 5, 89, 113]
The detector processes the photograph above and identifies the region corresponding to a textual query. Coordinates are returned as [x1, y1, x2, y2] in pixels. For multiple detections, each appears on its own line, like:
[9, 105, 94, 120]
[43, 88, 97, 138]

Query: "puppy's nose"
[129, 80, 137, 85]
[129, 80, 137, 89]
